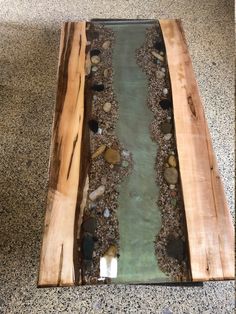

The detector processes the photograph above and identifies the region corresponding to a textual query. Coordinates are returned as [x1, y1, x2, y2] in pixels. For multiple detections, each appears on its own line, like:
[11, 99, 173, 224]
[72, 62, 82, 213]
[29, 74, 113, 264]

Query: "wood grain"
[160, 19, 235, 281]
[38, 22, 87, 287]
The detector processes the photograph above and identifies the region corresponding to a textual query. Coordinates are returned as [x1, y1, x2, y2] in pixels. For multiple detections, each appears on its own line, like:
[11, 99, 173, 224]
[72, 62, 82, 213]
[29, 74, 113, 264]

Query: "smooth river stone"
[164, 167, 178, 184]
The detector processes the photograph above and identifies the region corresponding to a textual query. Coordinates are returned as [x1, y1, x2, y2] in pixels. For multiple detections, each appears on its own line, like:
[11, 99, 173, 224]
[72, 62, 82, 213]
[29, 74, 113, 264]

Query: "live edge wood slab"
[38, 19, 235, 287]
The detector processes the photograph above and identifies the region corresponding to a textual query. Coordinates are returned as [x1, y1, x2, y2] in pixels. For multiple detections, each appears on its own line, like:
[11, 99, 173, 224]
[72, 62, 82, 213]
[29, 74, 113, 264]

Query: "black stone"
[82, 234, 94, 260]
[82, 217, 97, 235]
[88, 119, 99, 133]
[166, 238, 186, 261]
[92, 83, 105, 92]
[90, 48, 101, 57]
[153, 41, 166, 52]
[159, 99, 172, 110]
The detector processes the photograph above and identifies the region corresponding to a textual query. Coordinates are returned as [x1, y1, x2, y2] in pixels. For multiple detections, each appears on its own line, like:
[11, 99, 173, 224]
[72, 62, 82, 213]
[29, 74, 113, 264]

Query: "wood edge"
[160, 19, 235, 281]
[38, 21, 87, 287]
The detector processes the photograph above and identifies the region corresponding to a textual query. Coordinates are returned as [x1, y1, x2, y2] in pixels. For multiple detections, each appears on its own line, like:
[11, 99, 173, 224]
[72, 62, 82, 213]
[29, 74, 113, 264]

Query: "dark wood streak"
[187, 95, 197, 119]
[57, 244, 64, 286]
[67, 133, 79, 180]
[50, 23, 75, 189]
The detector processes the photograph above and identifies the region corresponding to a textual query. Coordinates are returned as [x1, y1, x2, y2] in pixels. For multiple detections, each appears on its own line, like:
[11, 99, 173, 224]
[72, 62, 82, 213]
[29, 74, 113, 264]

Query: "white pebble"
[169, 184, 176, 190]
[103, 102, 112, 113]
[89, 185, 105, 201]
[164, 133, 172, 141]
[163, 88, 168, 95]
[121, 150, 130, 157]
[103, 208, 110, 218]
[97, 128, 102, 135]
[161, 67, 166, 73]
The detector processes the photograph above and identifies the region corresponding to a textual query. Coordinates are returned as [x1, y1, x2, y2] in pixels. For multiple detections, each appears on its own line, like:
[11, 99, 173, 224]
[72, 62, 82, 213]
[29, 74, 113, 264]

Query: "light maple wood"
[160, 19, 235, 281]
[38, 22, 87, 287]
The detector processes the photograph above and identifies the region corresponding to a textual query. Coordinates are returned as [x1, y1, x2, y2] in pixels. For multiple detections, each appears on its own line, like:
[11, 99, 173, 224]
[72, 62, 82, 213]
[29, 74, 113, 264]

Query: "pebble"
[151, 51, 164, 62]
[168, 155, 177, 167]
[155, 70, 165, 79]
[103, 208, 110, 218]
[82, 234, 94, 260]
[122, 160, 129, 168]
[93, 95, 98, 101]
[121, 150, 130, 157]
[164, 167, 178, 184]
[89, 185, 105, 201]
[171, 198, 177, 207]
[92, 144, 106, 159]
[169, 184, 176, 190]
[91, 55, 100, 64]
[101, 176, 107, 185]
[88, 119, 99, 133]
[163, 88, 168, 95]
[104, 148, 121, 164]
[161, 67, 166, 73]
[82, 217, 97, 235]
[89, 202, 97, 210]
[103, 102, 112, 112]
[159, 99, 172, 110]
[167, 116, 172, 122]
[91, 66, 98, 72]
[102, 40, 111, 49]
[97, 128, 102, 135]
[161, 122, 172, 134]
[104, 69, 109, 78]
[164, 133, 172, 141]
[166, 238, 185, 261]
[104, 245, 117, 257]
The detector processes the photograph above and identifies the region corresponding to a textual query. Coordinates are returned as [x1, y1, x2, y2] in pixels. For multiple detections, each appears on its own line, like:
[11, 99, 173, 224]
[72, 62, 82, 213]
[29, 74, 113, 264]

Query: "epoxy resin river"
[110, 23, 168, 283]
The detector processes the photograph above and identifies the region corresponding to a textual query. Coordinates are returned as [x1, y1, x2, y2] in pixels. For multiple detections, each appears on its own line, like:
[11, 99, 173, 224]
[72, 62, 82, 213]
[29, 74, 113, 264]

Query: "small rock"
[160, 51, 165, 56]
[91, 66, 98, 72]
[97, 128, 102, 135]
[155, 70, 165, 79]
[101, 176, 107, 185]
[91, 55, 100, 64]
[161, 67, 166, 73]
[161, 122, 172, 134]
[104, 69, 109, 78]
[163, 88, 168, 95]
[103, 208, 110, 218]
[104, 245, 117, 257]
[89, 185, 105, 201]
[121, 150, 130, 157]
[104, 148, 121, 164]
[167, 116, 172, 121]
[102, 40, 111, 49]
[92, 144, 106, 159]
[122, 160, 129, 168]
[170, 198, 177, 207]
[88, 119, 99, 133]
[103, 102, 112, 112]
[159, 99, 172, 110]
[168, 155, 177, 167]
[93, 95, 98, 101]
[164, 133, 172, 141]
[169, 184, 176, 190]
[82, 234, 94, 260]
[89, 202, 97, 210]
[166, 238, 185, 261]
[82, 217, 97, 235]
[170, 190, 177, 197]
[151, 51, 164, 62]
[164, 167, 178, 184]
